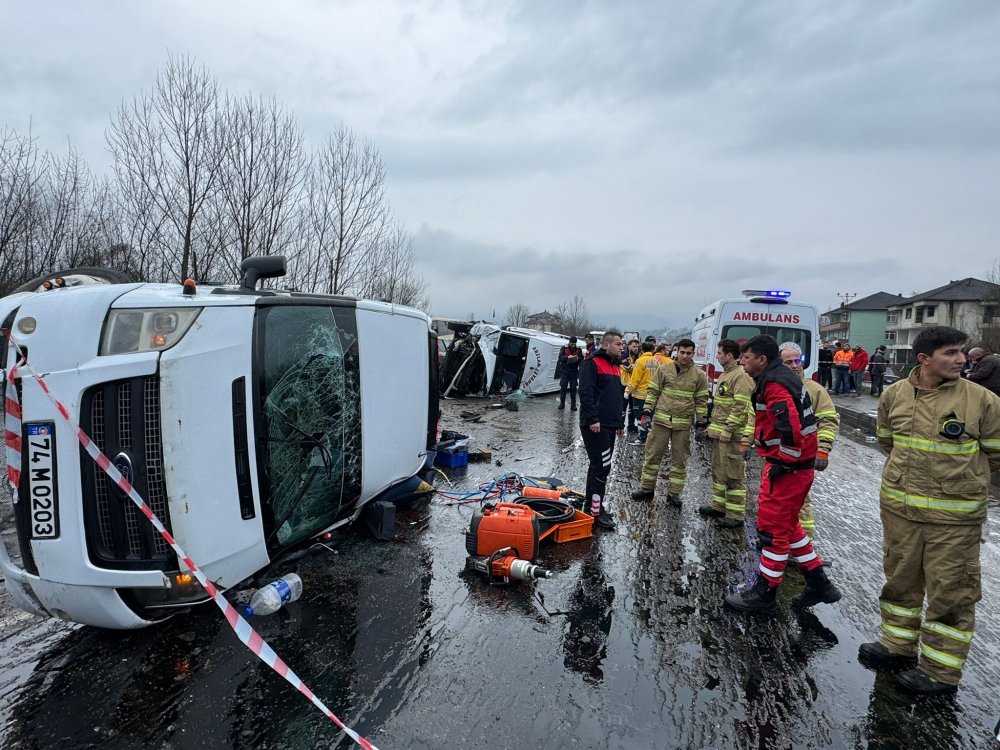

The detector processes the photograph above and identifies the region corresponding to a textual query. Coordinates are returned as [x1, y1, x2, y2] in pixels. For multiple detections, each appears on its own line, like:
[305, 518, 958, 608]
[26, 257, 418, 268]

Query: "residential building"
[820, 292, 906, 355]
[523, 310, 560, 332]
[885, 278, 1000, 365]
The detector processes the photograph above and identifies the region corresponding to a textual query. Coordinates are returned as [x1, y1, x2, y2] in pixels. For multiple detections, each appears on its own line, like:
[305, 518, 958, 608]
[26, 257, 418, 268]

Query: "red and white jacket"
[751, 359, 818, 466]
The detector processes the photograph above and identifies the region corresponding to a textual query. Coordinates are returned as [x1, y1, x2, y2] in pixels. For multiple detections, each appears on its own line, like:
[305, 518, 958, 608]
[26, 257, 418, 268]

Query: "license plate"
[25, 422, 59, 539]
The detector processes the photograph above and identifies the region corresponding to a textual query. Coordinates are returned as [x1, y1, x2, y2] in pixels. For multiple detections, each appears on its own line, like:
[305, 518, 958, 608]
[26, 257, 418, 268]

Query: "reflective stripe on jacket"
[876, 366, 1000, 525]
[625, 352, 657, 400]
[707, 361, 754, 440]
[804, 378, 838, 454]
[833, 350, 853, 368]
[643, 362, 709, 428]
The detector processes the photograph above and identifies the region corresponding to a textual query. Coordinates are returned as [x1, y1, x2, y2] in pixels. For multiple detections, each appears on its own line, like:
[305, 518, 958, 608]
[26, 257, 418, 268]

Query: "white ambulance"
[691, 290, 820, 392]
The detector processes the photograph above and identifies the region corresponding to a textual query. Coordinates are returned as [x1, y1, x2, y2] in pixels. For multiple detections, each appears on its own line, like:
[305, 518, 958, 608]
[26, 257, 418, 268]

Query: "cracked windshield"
[260, 305, 361, 547]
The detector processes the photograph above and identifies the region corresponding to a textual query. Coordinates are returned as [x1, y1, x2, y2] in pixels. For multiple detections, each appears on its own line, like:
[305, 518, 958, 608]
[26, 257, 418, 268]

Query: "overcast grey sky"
[3, 0, 998, 329]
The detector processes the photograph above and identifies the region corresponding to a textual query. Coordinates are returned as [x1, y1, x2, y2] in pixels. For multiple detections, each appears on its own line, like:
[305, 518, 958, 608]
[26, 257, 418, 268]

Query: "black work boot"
[666, 493, 683, 508]
[698, 504, 725, 518]
[631, 487, 654, 501]
[595, 509, 616, 530]
[717, 517, 743, 529]
[896, 668, 958, 696]
[858, 641, 917, 667]
[724, 577, 777, 615]
[791, 565, 842, 608]
[557, 399, 565, 410]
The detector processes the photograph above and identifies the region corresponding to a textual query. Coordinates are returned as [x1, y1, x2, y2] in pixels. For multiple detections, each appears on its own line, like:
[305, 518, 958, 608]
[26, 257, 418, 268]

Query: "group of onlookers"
[817, 340, 888, 397]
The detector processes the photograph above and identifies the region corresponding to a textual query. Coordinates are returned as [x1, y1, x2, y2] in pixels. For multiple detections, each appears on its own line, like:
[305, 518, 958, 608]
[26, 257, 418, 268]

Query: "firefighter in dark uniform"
[557, 336, 582, 410]
[578, 331, 625, 530]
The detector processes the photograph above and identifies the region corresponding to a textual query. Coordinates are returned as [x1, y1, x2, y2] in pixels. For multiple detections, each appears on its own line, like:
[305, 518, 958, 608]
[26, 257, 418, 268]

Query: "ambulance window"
[721, 325, 812, 367]
[258, 305, 362, 548]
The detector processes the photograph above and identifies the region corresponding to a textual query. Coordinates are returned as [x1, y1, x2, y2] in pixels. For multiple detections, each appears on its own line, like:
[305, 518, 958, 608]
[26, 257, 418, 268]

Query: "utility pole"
[837, 292, 857, 308]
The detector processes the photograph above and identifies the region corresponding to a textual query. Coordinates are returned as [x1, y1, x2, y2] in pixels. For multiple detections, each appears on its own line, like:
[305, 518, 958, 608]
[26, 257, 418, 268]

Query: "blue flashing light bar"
[741, 289, 792, 299]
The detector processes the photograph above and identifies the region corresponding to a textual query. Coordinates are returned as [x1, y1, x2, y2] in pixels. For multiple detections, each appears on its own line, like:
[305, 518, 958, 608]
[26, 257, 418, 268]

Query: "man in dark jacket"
[818, 341, 834, 389]
[966, 348, 1000, 397]
[557, 336, 582, 410]
[869, 345, 888, 397]
[578, 331, 625, 530]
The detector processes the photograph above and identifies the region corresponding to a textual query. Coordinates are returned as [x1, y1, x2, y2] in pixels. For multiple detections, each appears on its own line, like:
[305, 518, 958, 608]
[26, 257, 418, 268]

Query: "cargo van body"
[0, 271, 438, 629]
[691, 293, 820, 393]
[441, 323, 570, 397]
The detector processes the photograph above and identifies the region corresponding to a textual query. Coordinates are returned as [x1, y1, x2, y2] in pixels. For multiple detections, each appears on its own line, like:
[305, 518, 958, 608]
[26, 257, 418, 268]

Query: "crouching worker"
[860, 325, 1000, 695]
[724, 335, 841, 614]
[578, 331, 625, 530]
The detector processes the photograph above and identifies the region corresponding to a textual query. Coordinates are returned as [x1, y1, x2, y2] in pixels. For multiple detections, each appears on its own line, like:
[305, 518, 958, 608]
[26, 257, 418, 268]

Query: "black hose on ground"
[512, 497, 576, 525]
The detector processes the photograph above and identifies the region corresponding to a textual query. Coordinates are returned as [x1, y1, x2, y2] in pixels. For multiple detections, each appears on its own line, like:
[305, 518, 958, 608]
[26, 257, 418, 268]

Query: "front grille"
[80, 376, 175, 570]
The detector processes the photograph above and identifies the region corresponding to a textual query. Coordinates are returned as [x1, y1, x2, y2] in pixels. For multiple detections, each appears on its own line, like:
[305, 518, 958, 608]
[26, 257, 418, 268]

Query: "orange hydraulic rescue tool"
[464, 502, 553, 584]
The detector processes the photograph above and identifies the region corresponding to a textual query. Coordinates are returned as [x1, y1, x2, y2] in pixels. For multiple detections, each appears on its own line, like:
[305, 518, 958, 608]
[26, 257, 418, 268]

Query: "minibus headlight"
[100, 308, 202, 355]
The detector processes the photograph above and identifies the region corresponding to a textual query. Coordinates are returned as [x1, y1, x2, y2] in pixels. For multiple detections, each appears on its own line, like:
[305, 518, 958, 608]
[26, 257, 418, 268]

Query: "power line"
[837, 292, 857, 307]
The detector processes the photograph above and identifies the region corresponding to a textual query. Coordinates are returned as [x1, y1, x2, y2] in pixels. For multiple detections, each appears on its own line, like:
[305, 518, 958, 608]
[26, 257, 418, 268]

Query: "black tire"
[10, 267, 136, 295]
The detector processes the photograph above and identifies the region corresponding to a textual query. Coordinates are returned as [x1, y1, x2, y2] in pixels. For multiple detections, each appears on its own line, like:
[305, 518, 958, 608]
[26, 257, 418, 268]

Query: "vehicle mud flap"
[364, 500, 396, 541]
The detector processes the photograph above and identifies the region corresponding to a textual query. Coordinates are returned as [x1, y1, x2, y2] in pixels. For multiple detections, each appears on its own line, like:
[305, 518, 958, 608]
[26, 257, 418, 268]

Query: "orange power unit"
[465, 503, 540, 561]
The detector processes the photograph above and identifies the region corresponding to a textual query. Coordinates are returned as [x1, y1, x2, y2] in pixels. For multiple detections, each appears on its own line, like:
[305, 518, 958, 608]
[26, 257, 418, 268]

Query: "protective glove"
[814, 451, 829, 471]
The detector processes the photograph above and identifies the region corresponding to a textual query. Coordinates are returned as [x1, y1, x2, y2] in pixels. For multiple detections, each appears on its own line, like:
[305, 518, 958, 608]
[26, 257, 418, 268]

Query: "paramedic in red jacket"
[724, 335, 842, 614]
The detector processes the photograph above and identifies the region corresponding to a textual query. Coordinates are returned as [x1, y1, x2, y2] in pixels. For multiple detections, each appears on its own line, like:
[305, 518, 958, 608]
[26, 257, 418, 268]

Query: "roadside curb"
[831, 394, 878, 435]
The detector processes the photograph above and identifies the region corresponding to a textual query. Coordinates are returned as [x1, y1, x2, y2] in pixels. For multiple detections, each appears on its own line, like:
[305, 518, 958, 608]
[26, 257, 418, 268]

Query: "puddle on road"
[2, 396, 999, 749]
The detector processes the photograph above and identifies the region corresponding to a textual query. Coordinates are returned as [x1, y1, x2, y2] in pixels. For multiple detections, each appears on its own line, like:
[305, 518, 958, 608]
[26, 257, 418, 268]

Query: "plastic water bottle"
[241, 573, 303, 617]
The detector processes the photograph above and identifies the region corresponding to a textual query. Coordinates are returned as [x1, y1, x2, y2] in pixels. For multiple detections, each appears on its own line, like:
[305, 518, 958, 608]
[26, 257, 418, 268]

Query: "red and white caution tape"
[1, 332, 378, 750]
[4, 354, 23, 497]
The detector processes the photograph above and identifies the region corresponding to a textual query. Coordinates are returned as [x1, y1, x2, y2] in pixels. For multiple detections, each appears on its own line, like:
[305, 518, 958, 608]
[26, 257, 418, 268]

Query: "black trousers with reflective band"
[582, 427, 616, 512]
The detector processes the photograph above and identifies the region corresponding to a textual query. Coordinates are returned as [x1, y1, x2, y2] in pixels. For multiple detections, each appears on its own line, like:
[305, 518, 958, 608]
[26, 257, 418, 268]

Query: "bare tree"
[107, 53, 227, 281]
[977, 261, 1000, 353]
[211, 93, 306, 280]
[0, 127, 45, 291]
[293, 125, 389, 295]
[554, 295, 592, 335]
[359, 220, 427, 307]
[503, 303, 530, 328]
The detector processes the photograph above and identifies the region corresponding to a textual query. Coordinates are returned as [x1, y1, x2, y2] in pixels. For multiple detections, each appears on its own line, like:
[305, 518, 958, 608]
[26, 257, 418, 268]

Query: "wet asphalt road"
[2, 396, 1000, 749]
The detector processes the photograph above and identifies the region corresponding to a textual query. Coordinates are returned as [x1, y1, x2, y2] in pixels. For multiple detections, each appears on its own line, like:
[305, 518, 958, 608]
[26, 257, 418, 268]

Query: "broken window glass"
[259, 305, 362, 547]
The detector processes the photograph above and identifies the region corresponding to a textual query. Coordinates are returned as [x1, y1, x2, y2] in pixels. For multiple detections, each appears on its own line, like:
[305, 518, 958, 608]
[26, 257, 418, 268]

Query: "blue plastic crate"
[435, 450, 469, 468]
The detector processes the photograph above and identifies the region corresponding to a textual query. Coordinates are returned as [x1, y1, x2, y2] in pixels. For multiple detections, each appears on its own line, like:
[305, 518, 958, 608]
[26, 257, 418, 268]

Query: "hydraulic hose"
[513, 497, 575, 525]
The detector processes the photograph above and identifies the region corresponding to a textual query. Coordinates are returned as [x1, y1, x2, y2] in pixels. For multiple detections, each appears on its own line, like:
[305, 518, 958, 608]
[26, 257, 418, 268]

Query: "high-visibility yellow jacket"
[877, 366, 1000, 525]
[643, 362, 709, 428]
[620, 352, 638, 387]
[625, 352, 657, 400]
[804, 377, 838, 455]
[707, 361, 754, 441]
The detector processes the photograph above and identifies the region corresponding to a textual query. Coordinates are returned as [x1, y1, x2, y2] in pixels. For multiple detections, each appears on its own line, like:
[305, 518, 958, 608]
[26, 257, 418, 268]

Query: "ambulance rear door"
[716, 298, 820, 379]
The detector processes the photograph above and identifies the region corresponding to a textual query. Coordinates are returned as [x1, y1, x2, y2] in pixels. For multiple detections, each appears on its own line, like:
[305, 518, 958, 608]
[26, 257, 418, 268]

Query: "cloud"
[2, 0, 998, 335]
[413, 224, 914, 330]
